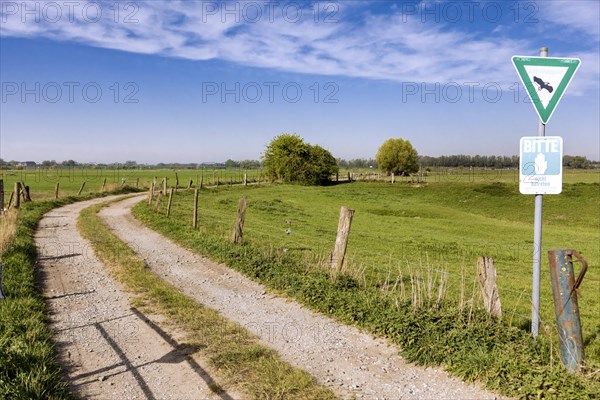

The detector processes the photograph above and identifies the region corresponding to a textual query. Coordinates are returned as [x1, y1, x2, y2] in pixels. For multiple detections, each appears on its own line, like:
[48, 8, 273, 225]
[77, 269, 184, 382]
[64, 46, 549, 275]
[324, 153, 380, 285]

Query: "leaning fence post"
[477, 256, 502, 318]
[102, 177, 107, 191]
[330, 206, 355, 273]
[232, 197, 247, 244]
[7, 192, 14, 210]
[54, 182, 60, 199]
[77, 181, 86, 195]
[175, 172, 179, 192]
[154, 190, 163, 212]
[14, 182, 21, 209]
[167, 188, 174, 217]
[0, 263, 5, 300]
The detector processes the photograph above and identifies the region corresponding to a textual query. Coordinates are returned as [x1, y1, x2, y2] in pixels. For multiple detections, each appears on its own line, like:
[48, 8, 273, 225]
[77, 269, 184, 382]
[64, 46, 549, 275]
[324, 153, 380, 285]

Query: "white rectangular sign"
[520, 136, 563, 194]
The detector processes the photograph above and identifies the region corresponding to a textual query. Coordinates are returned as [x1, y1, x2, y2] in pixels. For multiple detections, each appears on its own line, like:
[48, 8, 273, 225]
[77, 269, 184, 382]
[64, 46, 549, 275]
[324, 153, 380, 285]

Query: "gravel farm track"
[35, 194, 507, 399]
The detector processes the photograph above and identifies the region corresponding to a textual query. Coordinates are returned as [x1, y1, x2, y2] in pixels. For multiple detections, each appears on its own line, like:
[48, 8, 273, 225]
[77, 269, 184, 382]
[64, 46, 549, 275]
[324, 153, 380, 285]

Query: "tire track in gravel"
[98, 194, 507, 400]
[35, 196, 236, 400]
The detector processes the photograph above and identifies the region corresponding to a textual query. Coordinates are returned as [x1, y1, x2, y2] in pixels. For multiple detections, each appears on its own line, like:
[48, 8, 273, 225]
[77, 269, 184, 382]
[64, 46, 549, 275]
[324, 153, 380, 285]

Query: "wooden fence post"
[24, 186, 32, 202]
[154, 190, 163, 212]
[7, 192, 14, 210]
[243, 173, 247, 186]
[77, 181, 86, 195]
[14, 182, 21, 209]
[330, 206, 355, 273]
[347, 172, 351, 182]
[175, 173, 179, 191]
[192, 189, 199, 228]
[391, 173, 395, 184]
[200, 176, 204, 189]
[232, 197, 247, 244]
[188, 178, 193, 189]
[163, 177, 167, 194]
[148, 182, 155, 205]
[102, 177, 107, 191]
[167, 188, 174, 217]
[0, 179, 3, 213]
[55, 182, 60, 199]
[20, 182, 26, 202]
[477, 256, 502, 318]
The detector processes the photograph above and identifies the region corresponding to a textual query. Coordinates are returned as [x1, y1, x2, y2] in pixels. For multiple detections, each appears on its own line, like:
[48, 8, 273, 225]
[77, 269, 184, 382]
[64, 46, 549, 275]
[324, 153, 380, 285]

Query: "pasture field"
[1, 167, 598, 201]
[133, 174, 600, 366]
[0, 167, 264, 201]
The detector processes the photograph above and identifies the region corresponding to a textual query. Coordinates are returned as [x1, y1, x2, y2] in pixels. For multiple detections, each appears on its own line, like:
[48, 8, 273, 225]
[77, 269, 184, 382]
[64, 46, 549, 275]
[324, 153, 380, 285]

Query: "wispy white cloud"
[1, 0, 597, 89]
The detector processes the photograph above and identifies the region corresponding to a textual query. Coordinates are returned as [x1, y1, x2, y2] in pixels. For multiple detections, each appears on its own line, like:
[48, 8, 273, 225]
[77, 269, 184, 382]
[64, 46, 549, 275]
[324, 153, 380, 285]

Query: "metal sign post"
[514, 47, 580, 337]
[532, 47, 547, 337]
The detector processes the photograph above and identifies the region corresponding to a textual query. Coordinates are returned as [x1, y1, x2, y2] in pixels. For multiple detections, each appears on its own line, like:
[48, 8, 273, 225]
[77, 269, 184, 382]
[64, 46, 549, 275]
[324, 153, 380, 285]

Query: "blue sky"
[1, 0, 599, 163]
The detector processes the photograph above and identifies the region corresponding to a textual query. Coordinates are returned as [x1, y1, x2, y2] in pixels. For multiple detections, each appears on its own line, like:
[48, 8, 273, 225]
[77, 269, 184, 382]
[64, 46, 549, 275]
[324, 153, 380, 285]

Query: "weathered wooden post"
[163, 177, 167, 194]
[330, 206, 355, 272]
[167, 188, 174, 217]
[152, 176, 157, 198]
[20, 182, 26, 202]
[188, 178, 193, 189]
[77, 181, 86, 195]
[232, 197, 247, 244]
[0, 179, 4, 212]
[477, 256, 502, 318]
[243, 173, 248, 186]
[102, 177, 107, 191]
[154, 190, 163, 212]
[54, 182, 60, 199]
[147, 182, 155, 205]
[14, 182, 21, 209]
[192, 189, 199, 228]
[24, 186, 32, 202]
[200, 176, 204, 189]
[175, 172, 179, 192]
[347, 172, 351, 182]
[0, 263, 5, 300]
[6, 192, 14, 210]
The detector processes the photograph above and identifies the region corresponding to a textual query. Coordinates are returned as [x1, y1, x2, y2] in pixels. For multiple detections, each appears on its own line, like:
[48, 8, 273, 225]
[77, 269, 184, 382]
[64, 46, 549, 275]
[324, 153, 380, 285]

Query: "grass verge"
[133, 190, 600, 399]
[0, 188, 141, 399]
[77, 200, 336, 400]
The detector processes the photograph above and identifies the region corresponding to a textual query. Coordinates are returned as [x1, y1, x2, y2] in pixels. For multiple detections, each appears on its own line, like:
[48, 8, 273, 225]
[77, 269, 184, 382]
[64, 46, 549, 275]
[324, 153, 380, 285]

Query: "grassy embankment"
[132, 172, 599, 399]
[78, 200, 336, 399]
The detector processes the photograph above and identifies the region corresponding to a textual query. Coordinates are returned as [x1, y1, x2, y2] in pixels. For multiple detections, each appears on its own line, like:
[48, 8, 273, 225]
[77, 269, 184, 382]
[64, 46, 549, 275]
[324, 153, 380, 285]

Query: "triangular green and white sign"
[512, 56, 581, 124]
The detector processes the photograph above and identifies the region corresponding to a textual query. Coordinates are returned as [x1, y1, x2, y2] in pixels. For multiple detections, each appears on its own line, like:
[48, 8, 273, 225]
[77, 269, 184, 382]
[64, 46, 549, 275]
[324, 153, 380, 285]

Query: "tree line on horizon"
[1, 154, 595, 171]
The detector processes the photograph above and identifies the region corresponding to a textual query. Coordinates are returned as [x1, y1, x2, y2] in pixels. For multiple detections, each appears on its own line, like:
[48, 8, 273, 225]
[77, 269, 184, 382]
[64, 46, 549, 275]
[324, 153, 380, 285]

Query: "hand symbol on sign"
[535, 153, 547, 175]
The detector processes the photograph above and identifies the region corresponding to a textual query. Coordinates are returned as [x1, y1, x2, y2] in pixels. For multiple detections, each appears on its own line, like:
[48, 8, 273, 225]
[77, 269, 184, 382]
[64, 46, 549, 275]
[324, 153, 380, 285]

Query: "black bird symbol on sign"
[533, 76, 553, 93]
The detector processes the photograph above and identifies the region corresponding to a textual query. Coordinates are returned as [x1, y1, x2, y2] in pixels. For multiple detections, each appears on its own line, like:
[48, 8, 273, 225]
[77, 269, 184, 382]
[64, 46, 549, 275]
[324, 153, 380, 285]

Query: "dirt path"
[97, 195, 505, 400]
[35, 196, 235, 400]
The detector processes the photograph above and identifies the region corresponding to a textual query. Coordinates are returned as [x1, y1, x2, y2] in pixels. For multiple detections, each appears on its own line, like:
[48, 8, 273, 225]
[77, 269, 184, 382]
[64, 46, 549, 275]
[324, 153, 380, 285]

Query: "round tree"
[376, 138, 419, 176]
[263, 133, 338, 185]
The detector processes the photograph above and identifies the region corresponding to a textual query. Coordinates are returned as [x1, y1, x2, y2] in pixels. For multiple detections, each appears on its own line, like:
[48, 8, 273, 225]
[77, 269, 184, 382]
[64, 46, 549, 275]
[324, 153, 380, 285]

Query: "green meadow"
[133, 171, 599, 364]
